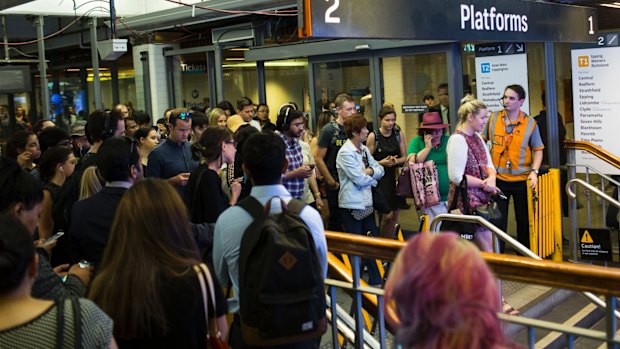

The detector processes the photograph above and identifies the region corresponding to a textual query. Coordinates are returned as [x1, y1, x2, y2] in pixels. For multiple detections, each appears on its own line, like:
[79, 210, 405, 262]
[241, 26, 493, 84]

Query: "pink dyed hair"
[384, 232, 512, 349]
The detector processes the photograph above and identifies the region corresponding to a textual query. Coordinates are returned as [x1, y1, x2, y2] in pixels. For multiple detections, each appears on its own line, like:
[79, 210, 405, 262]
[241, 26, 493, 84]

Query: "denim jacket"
[336, 139, 385, 210]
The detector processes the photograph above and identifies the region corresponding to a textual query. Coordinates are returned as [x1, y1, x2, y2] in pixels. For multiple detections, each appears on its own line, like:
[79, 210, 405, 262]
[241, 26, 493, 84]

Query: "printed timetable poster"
[475, 43, 530, 116]
[571, 44, 620, 175]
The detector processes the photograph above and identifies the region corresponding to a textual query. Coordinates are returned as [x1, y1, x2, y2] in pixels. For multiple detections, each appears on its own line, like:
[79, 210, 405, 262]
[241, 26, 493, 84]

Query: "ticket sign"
[579, 228, 612, 261]
[300, 0, 597, 42]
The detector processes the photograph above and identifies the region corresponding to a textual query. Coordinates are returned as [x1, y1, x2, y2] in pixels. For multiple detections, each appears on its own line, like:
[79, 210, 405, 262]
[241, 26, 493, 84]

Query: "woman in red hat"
[406, 111, 451, 223]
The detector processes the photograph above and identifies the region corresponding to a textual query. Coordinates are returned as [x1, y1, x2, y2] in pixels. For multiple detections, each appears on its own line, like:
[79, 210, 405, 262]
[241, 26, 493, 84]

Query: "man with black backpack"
[213, 131, 328, 349]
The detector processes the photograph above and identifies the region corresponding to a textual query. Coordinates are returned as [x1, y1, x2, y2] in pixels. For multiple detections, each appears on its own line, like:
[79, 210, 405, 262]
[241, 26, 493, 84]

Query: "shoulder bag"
[441, 176, 478, 234]
[409, 158, 440, 209]
[194, 263, 231, 349]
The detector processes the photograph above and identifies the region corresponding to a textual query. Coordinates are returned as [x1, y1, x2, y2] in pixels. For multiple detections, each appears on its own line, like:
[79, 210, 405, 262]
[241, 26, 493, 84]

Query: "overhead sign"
[475, 43, 530, 115]
[301, 0, 597, 42]
[402, 104, 428, 114]
[579, 228, 612, 261]
[571, 34, 620, 175]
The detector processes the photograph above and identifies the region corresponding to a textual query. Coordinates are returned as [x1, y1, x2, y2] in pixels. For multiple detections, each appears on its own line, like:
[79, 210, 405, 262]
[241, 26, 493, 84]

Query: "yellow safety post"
[419, 214, 430, 232]
[527, 169, 563, 260]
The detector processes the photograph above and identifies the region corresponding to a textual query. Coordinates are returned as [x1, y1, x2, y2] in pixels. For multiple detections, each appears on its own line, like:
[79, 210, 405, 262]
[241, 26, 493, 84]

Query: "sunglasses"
[173, 112, 192, 121]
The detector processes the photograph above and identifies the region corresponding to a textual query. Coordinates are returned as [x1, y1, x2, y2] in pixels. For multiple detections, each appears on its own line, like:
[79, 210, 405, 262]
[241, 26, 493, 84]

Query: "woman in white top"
[446, 96, 499, 252]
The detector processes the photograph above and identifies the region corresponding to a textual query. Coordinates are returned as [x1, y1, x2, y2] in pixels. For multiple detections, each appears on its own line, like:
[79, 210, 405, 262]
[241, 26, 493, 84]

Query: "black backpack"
[237, 196, 327, 346]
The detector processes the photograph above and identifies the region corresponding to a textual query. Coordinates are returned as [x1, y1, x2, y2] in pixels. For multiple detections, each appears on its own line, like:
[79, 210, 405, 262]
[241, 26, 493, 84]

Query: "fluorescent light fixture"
[222, 60, 308, 68]
[230, 48, 250, 51]
[600, 3, 620, 8]
[225, 58, 246, 61]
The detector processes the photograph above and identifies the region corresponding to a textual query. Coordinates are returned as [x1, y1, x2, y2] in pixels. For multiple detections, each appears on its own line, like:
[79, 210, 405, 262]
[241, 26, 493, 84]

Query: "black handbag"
[362, 151, 391, 214]
[372, 187, 391, 214]
[441, 176, 478, 234]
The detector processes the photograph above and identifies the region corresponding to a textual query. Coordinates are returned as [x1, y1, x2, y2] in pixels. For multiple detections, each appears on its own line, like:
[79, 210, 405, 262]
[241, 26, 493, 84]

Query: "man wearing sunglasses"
[146, 108, 198, 197]
[483, 84, 544, 251]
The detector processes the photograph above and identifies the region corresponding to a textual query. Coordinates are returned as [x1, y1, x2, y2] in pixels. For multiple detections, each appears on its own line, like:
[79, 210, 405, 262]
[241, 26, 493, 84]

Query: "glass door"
[312, 58, 371, 122]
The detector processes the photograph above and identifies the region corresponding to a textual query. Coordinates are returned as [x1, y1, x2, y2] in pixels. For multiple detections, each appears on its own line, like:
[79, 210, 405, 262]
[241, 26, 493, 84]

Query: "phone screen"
[43, 231, 65, 245]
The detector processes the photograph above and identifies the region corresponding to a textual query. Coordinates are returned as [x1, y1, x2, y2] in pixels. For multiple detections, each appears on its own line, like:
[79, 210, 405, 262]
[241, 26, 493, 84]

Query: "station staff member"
[482, 84, 544, 250]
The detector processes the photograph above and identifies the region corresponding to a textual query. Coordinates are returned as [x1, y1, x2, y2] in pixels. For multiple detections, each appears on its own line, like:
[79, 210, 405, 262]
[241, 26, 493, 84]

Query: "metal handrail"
[429, 213, 620, 320]
[566, 164, 620, 188]
[430, 213, 538, 258]
[565, 140, 620, 170]
[567, 178, 620, 209]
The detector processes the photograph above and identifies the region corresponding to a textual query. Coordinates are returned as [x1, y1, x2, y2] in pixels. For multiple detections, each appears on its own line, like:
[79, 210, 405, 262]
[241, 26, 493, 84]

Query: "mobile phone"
[43, 231, 64, 245]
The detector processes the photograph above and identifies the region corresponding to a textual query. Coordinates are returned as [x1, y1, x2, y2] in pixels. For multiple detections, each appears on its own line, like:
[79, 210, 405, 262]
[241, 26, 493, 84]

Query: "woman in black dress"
[366, 106, 408, 238]
[186, 127, 241, 224]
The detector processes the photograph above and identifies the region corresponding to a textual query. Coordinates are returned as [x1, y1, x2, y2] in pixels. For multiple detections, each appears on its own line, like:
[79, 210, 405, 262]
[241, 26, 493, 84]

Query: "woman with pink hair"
[384, 233, 518, 349]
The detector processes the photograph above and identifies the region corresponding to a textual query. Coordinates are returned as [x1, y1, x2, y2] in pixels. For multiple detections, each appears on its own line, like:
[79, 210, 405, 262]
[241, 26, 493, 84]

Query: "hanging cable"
[164, 0, 298, 16]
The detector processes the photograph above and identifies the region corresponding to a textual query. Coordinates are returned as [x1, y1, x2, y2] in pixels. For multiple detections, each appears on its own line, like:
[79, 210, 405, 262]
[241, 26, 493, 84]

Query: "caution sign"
[579, 228, 612, 261]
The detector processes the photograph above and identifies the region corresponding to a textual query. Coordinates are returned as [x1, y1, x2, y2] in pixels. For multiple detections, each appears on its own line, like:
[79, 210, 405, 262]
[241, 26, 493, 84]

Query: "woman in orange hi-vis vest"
[483, 84, 544, 252]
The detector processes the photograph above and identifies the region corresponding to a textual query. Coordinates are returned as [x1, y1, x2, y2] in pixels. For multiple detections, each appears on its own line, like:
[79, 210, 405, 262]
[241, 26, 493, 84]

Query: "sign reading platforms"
[300, 0, 597, 42]
[579, 228, 612, 261]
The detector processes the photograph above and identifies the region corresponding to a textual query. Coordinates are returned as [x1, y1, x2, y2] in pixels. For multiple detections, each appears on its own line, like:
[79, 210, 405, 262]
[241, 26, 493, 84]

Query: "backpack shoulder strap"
[237, 196, 265, 221]
[55, 299, 66, 349]
[71, 297, 81, 349]
[330, 120, 340, 144]
[394, 125, 401, 144]
[286, 198, 307, 216]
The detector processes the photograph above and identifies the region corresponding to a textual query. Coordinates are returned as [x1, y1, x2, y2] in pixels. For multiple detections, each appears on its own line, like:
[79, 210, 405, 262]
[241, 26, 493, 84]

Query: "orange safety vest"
[485, 110, 542, 182]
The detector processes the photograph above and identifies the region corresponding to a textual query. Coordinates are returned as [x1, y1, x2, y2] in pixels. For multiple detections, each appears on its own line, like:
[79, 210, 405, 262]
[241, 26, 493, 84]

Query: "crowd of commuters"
[0, 85, 547, 347]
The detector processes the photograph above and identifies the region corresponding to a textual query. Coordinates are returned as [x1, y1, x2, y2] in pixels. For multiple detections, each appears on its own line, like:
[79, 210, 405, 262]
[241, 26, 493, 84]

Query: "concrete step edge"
[504, 288, 575, 337]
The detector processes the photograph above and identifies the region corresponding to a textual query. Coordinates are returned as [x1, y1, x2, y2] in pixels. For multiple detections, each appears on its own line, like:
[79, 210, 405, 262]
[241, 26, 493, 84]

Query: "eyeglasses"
[59, 140, 72, 148]
[224, 140, 236, 147]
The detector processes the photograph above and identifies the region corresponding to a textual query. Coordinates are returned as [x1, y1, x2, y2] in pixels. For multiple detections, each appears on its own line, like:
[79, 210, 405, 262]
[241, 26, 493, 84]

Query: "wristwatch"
[531, 169, 539, 175]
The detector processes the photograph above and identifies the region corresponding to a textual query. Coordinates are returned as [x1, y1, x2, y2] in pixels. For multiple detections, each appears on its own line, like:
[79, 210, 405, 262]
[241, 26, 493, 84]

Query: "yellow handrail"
[565, 140, 620, 170]
[326, 230, 620, 297]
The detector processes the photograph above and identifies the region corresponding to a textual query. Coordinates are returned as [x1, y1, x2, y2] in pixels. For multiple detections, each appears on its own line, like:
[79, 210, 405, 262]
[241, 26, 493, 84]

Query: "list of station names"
[571, 47, 620, 175]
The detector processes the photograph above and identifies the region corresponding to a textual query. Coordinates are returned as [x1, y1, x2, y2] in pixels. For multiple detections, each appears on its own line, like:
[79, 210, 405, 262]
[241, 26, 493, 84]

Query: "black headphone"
[100, 112, 115, 140]
[278, 104, 296, 131]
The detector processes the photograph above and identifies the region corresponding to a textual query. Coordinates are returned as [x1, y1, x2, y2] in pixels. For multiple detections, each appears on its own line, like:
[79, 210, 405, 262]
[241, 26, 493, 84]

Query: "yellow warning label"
[581, 230, 594, 243]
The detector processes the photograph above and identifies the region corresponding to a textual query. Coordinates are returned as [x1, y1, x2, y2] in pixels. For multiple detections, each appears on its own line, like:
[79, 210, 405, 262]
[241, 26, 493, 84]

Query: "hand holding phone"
[43, 231, 64, 246]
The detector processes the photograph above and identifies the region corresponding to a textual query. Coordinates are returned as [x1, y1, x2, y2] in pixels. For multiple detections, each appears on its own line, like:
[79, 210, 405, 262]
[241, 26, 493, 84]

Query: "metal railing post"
[351, 255, 364, 349]
[329, 285, 339, 347]
[607, 296, 618, 349]
[567, 149, 579, 260]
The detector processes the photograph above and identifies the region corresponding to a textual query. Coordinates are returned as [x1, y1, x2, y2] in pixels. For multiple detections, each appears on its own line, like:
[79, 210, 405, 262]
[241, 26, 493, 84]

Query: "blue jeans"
[342, 210, 383, 286]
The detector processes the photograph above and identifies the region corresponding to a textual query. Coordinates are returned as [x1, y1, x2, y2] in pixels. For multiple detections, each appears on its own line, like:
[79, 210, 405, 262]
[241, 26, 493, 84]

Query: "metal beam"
[90, 17, 102, 110]
[113, 0, 296, 36]
[36, 15, 50, 119]
[20, 26, 109, 54]
[544, 42, 561, 168]
[245, 39, 450, 61]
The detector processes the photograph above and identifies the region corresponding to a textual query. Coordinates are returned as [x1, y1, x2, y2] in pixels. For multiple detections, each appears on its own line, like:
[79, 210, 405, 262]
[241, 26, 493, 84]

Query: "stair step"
[504, 286, 574, 337]
[509, 293, 605, 348]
